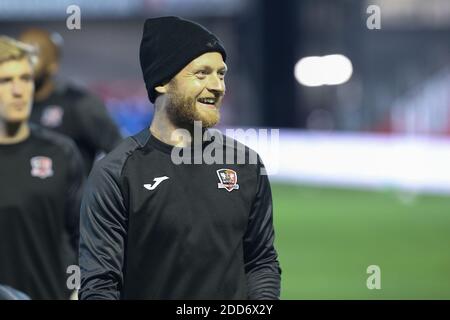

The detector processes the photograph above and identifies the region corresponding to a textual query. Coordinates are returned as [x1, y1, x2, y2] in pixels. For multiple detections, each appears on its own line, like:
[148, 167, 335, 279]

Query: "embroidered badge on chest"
[217, 169, 239, 192]
[41, 105, 64, 128]
[30, 156, 54, 179]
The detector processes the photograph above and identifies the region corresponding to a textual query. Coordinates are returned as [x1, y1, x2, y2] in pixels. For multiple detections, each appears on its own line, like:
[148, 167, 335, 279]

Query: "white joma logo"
[143, 176, 169, 190]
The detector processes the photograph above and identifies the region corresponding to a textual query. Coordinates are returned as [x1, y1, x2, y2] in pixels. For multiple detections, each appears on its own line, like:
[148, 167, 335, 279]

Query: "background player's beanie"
[139, 16, 227, 103]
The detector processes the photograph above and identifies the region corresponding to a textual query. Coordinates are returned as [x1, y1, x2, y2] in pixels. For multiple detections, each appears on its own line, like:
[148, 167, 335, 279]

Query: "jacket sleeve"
[243, 158, 282, 300]
[78, 161, 128, 300]
[64, 141, 86, 256]
[76, 93, 123, 154]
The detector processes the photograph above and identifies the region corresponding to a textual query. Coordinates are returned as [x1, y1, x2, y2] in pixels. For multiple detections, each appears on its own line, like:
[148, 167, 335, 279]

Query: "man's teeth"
[198, 98, 216, 104]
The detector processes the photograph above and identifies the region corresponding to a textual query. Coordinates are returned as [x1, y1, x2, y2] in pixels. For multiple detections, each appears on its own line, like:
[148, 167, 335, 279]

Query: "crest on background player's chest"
[41, 105, 64, 128]
[30, 156, 54, 179]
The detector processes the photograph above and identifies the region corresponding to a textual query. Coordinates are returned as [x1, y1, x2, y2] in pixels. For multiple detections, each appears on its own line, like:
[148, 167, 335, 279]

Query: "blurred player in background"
[19, 28, 122, 173]
[0, 36, 84, 299]
[79, 16, 281, 300]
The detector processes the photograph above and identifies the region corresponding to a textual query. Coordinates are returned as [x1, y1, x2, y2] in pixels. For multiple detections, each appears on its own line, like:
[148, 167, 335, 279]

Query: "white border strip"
[230, 128, 450, 195]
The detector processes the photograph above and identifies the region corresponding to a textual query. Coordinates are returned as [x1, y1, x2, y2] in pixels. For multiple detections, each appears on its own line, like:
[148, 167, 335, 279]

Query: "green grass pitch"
[271, 183, 450, 299]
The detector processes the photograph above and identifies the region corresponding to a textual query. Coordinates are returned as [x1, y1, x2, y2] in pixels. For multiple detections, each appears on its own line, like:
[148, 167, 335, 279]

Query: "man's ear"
[154, 84, 168, 94]
[48, 61, 59, 76]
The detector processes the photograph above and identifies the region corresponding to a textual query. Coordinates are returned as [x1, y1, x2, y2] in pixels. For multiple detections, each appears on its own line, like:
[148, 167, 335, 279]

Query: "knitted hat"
[139, 16, 227, 103]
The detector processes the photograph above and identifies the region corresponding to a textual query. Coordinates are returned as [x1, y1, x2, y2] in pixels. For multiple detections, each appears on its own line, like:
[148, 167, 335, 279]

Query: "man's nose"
[207, 74, 225, 94]
[11, 79, 24, 97]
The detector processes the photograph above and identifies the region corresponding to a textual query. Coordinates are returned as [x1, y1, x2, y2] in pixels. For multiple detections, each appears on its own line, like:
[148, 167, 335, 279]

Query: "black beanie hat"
[139, 16, 227, 103]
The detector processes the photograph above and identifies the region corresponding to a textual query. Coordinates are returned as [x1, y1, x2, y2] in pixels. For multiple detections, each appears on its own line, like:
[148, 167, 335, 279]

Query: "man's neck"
[34, 77, 55, 102]
[149, 111, 195, 148]
[0, 121, 30, 145]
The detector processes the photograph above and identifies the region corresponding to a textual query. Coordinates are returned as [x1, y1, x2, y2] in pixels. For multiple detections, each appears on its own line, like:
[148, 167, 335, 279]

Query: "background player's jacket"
[0, 284, 30, 300]
[79, 128, 281, 299]
[30, 83, 122, 173]
[0, 125, 84, 299]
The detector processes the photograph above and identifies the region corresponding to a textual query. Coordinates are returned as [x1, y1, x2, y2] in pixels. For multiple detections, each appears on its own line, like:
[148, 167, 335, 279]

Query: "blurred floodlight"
[294, 54, 353, 87]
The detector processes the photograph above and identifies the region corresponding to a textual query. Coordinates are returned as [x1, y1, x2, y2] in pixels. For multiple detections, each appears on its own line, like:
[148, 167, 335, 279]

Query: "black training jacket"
[79, 128, 281, 299]
[0, 125, 84, 299]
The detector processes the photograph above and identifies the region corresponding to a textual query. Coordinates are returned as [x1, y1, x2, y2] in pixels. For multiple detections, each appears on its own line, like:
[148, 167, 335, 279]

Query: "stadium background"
[1, 0, 450, 299]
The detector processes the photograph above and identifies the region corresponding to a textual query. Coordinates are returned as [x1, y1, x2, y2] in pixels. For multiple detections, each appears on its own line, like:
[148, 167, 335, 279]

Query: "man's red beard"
[166, 91, 220, 129]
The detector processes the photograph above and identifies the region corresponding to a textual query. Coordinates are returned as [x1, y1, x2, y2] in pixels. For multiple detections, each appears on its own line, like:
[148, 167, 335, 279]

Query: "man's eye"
[21, 75, 33, 82]
[0, 78, 11, 84]
[196, 71, 207, 77]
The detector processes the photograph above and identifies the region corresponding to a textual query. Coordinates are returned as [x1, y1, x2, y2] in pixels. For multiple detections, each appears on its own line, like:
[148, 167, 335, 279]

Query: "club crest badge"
[30, 156, 54, 179]
[217, 169, 239, 192]
[41, 105, 64, 128]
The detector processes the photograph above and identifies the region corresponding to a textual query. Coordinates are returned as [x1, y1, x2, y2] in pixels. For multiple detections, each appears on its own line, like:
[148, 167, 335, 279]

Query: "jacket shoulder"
[91, 129, 150, 178]
[30, 124, 78, 156]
